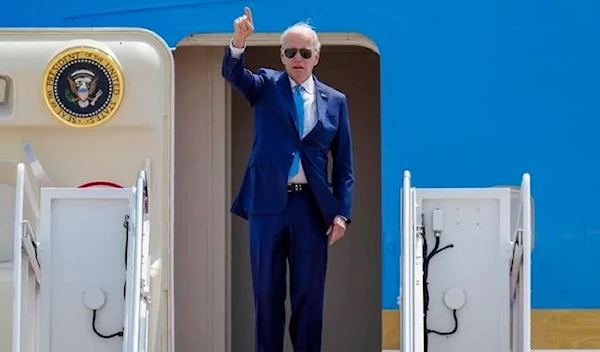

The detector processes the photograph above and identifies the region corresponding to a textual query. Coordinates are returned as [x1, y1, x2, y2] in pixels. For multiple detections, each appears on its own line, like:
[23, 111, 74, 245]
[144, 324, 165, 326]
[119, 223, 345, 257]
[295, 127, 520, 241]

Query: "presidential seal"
[43, 46, 124, 128]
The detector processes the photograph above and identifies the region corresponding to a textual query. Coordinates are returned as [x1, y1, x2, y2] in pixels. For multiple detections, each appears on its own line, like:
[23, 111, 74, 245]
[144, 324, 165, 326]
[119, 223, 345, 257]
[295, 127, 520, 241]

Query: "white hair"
[280, 21, 322, 52]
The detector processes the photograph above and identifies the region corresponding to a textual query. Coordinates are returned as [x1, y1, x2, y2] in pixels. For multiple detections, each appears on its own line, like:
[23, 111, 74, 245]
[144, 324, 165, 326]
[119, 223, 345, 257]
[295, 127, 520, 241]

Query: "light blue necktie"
[288, 85, 305, 179]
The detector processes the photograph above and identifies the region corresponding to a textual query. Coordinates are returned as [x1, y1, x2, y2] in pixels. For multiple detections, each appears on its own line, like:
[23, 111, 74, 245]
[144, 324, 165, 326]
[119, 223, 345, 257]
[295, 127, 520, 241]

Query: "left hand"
[327, 216, 347, 246]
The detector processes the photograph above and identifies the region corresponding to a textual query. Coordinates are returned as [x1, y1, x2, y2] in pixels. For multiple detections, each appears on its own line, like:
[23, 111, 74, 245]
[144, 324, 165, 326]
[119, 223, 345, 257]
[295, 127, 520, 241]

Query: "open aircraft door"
[0, 29, 174, 352]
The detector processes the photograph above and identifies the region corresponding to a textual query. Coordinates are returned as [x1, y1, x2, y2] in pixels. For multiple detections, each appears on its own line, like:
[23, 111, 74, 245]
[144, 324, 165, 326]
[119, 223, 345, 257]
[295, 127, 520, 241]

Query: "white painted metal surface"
[400, 171, 414, 352]
[37, 172, 150, 352]
[510, 174, 533, 352]
[0, 28, 174, 352]
[400, 171, 534, 352]
[401, 171, 425, 352]
[0, 161, 41, 352]
[39, 187, 134, 352]
[123, 170, 151, 352]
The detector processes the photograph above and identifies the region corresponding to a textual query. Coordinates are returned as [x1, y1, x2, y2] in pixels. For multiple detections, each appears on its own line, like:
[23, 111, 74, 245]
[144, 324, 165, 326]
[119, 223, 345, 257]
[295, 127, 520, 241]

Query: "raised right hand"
[232, 7, 254, 48]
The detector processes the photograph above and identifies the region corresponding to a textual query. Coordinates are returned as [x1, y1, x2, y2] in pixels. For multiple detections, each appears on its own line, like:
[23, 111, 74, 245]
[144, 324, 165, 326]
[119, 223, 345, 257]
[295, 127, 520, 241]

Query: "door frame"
[173, 33, 378, 352]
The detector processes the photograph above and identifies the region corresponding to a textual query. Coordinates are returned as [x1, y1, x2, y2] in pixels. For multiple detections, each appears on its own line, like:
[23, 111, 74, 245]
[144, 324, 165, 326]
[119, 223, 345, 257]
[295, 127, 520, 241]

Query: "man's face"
[281, 31, 320, 84]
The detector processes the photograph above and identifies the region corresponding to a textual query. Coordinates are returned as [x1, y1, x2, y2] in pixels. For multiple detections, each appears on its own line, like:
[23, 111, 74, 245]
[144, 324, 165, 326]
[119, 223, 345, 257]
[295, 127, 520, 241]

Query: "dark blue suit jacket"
[221, 47, 355, 227]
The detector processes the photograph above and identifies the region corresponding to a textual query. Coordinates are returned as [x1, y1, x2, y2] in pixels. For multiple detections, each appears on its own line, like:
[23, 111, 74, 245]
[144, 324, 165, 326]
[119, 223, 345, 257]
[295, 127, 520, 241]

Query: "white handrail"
[401, 170, 413, 352]
[520, 173, 532, 351]
[123, 170, 149, 352]
[12, 163, 25, 352]
[7, 162, 41, 352]
[509, 173, 533, 352]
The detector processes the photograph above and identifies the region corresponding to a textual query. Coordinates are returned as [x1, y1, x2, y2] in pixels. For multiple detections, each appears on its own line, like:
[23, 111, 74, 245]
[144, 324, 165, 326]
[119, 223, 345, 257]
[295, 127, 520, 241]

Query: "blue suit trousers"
[249, 189, 328, 352]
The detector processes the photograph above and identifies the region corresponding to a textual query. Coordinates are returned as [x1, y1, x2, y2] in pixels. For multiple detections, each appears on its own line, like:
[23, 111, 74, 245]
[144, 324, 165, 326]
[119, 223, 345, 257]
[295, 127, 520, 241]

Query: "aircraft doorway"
[173, 39, 381, 352]
[230, 45, 382, 352]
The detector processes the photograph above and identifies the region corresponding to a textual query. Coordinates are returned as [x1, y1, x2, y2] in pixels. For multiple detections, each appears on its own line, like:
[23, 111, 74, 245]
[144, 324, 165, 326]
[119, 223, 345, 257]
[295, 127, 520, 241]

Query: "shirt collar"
[289, 75, 314, 94]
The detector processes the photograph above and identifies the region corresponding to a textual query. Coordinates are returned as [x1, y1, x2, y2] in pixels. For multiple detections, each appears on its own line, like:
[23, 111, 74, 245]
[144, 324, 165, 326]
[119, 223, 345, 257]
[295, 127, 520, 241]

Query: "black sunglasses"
[283, 47, 313, 59]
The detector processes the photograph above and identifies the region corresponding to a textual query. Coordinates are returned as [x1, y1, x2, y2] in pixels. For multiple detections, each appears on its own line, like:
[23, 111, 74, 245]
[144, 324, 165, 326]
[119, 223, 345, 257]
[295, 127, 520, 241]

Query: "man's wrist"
[334, 215, 348, 228]
[231, 37, 247, 49]
[228, 39, 246, 59]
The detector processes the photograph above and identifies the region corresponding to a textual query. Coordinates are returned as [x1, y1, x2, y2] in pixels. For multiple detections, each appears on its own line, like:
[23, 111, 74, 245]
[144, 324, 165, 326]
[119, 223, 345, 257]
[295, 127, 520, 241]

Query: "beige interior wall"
[173, 44, 381, 352]
[173, 46, 230, 352]
[230, 45, 382, 352]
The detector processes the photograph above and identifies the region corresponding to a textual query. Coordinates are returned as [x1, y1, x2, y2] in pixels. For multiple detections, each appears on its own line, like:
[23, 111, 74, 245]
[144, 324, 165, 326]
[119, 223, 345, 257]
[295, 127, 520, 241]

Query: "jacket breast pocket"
[325, 111, 340, 129]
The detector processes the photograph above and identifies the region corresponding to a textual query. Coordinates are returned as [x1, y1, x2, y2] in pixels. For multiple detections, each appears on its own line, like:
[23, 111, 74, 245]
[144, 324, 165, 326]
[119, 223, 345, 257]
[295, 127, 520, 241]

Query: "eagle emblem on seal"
[66, 69, 103, 109]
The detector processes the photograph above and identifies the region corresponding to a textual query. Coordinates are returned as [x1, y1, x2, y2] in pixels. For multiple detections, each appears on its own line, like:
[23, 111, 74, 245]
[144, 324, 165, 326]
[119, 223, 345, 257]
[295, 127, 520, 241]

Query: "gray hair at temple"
[280, 21, 322, 52]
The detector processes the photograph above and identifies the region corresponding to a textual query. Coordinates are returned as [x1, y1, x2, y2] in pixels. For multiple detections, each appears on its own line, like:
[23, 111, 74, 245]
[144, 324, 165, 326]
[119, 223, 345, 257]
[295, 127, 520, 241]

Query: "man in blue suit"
[222, 7, 355, 352]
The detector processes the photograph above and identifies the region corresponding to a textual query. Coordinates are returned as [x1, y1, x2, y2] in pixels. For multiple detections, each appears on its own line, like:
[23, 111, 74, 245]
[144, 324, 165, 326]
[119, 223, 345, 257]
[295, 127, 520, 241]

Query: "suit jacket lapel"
[306, 77, 328, 139]
[276, 73, 300, 135]
[315, 79, 328, 124]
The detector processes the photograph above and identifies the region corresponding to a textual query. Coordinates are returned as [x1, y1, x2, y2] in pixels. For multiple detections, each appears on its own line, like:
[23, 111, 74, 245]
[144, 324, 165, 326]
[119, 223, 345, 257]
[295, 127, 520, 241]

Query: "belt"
[287, 183, 308, 193]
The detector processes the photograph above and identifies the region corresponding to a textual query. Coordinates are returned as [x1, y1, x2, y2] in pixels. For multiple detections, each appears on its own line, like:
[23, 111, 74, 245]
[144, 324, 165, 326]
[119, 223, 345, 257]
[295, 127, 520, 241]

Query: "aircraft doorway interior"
[172, 43, 381, 352]
[230, 45, 382, 352]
